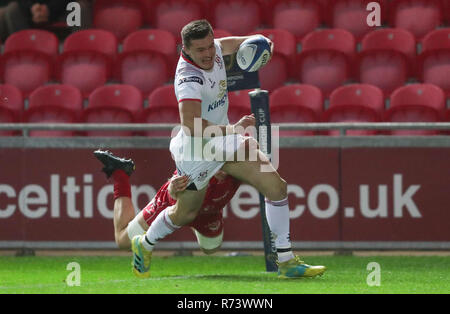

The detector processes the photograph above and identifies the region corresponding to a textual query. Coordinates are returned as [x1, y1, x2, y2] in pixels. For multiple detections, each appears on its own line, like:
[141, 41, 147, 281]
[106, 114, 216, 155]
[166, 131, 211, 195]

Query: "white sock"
[265, 197, 295, 263]
[142, 207, 180, 251]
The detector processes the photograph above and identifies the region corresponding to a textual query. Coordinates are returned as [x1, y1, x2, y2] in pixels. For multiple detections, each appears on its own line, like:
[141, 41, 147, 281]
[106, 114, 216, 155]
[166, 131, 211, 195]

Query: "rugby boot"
[93, 149, 135, 178]
[278, 256, 326, 279]
[131, 235, 152, 278]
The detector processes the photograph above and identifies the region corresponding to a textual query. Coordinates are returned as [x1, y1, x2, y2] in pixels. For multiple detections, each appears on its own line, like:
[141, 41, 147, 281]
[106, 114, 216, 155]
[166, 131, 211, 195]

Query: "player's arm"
[179, 100, 255, 135]
[218, 36, 274, 56]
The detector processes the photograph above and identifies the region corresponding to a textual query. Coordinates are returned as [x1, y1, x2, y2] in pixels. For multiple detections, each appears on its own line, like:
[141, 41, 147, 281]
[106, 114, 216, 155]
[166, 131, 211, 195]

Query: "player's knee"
[278, 178, 288, 198]
[269, 177, 287, 200]
[201, 245, 221, 255]
[194, 230, 223, 255]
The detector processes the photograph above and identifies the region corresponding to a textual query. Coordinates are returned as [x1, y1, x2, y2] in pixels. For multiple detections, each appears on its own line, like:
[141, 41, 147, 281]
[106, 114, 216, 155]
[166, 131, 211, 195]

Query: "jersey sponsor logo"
[207, 80, 228, 112]
[207, 93, 227, 112]
[178, 76, 204, 86]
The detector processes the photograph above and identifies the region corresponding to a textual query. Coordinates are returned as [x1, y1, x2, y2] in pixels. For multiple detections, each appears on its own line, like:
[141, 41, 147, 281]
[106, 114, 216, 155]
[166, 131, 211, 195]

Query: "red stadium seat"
[248, 28, 297, 80]
[118, 29, 175, 97]
[24, 85, 83, 137]
[122, 29, 177, 65]
[1, 30, 58, 97]
[93, 0, 144, 40]
[147, 85, 178, 109]
[296, 29, 356, 97]
[83, 85, 143, 137]
[389, 0, 443, 40]
[228, 89, 252, 110]
[140, 85, 180, 137]
[150, 0, 207, 42]
[211, 0, 265, 36]
[258, 55, 289, 92]
[385, 84, 446, 135]
[324, 84, 384, 136]
[0, 84, 23, 136]
[269, 84, 323, 136]
[330, 0, 388, 41]
[267, 0, 322, 41]
[228, 90, 252, 124]
[418, 28, 450, 96]
[358, 28, 416, 97]
[58, 30, 118, 98]
[444, 0, 450, 25]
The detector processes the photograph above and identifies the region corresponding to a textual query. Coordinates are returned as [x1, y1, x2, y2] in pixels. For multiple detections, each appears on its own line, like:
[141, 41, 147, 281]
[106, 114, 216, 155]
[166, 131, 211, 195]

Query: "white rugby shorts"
[170, 130, 247, 190]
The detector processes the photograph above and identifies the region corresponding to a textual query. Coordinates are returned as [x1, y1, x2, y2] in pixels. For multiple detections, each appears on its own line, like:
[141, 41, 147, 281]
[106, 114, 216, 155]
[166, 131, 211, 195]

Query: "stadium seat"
[58, 30, 118, 98]
[444, 0, 450, 25]
[0, 84, 23, 136]
[324, 84, 384, 136]
[269, 84, 323, 136]
[266, 0, 322, 41]
[228, 90, 252, 124]
[389, 0, 443, 40]
[1, 30, 58, 97]
[330, 0, 388, 41]
[139, 85, 180, 137]
[385, 84, 446, 135]
[257, 55, 288, 92]
[150, 0, 207, 42]
[211, 0, 265, 36]
[296, 29, 356, 97]
[248, 28, 297, 80]
[93, 0, 144, 41]
[228, 89, 252, 110]
[418, 28, 450, 96]
[358, 28, 416, 97]
[118, 29, 175, 97]
[83, 85, 143, 137]
[24, 85, 83, 137]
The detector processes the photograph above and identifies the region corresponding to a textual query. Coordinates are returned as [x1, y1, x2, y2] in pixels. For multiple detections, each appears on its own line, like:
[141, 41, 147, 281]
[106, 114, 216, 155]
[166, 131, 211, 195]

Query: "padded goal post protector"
[225, 53, 277, 272]
[249, 89, 278, 272]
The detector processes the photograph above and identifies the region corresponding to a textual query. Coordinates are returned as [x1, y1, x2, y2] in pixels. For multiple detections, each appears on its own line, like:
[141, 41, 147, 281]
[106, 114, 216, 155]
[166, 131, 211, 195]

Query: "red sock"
[112, 169, 131, 200]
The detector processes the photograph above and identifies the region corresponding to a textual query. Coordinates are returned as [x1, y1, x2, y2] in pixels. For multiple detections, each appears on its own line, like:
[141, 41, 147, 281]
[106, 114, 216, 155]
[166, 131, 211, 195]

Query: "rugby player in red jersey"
[94, 149, 240, 255]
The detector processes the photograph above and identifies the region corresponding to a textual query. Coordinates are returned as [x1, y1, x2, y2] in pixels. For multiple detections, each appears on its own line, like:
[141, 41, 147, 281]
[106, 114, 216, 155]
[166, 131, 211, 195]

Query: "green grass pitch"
[0, 254, 449, 294]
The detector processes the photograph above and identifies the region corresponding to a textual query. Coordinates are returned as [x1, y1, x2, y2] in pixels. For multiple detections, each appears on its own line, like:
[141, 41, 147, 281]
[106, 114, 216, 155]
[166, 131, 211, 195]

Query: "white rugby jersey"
[174, 39, 229, 126]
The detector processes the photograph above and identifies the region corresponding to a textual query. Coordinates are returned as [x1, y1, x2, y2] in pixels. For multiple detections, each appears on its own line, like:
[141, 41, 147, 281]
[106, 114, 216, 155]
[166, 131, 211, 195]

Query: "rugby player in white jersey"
[131, 20, 326, 279]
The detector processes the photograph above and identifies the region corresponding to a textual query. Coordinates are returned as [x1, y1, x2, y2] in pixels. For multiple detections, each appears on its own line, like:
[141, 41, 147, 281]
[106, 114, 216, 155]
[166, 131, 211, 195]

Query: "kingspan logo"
[207, 94, 227, 112]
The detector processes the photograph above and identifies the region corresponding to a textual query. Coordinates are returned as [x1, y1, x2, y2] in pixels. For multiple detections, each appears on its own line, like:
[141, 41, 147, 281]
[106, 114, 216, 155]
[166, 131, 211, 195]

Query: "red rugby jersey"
[142, 172, 241, 225]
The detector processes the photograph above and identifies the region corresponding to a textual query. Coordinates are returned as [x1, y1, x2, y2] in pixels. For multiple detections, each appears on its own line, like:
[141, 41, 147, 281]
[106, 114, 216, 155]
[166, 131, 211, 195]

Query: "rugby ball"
[236, 36, 271, 72]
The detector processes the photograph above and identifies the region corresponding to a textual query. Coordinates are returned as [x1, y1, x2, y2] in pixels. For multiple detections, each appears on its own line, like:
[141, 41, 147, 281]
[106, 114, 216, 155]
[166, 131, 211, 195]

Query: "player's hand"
[169, 175, 190, 194]
[214, 170, 228, 182]
[233, 114, 256, 133]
